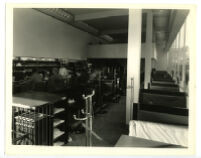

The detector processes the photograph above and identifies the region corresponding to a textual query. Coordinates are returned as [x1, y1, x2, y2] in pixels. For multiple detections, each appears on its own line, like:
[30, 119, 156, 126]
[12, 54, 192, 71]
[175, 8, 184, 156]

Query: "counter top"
[13, 91, 66, 108]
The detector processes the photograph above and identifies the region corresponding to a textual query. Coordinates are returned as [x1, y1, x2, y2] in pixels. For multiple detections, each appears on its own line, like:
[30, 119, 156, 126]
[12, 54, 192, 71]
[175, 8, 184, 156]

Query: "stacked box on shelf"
[14, 112, 48, 145]
[12, 103, 53, 145]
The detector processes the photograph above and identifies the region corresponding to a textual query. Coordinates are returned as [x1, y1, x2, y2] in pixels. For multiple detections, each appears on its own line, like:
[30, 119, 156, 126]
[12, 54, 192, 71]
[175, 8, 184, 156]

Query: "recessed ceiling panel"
[109, 33, 128, 43]
[84, 15, 128, 31]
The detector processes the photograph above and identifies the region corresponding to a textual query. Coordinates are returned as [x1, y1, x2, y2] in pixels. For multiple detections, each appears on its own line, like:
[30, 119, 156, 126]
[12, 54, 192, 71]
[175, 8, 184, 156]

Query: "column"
[180, 22, 186, 91]
[126, 9, 142, 124]
[144, 10, 153, 89]
[177, 30, 181, 83]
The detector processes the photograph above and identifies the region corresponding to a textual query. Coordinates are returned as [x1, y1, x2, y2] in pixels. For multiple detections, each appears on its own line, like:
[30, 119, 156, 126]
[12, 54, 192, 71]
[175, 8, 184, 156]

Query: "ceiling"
[63, 8, 115, 15]
[34, 8, 183, 50]
[152, 9, 171, 49]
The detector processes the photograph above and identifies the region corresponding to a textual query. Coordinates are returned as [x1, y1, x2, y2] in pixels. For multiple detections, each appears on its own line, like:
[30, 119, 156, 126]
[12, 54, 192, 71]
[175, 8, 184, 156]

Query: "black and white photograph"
[4, 3, 198, 156]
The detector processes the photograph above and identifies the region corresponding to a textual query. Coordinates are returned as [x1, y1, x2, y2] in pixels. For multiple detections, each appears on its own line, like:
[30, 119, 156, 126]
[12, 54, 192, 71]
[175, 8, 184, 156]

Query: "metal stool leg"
[73, 91, 95, 146]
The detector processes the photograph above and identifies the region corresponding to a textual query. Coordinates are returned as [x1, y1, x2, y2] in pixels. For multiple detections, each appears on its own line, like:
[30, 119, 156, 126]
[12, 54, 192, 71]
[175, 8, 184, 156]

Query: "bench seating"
[152, 71, 173, 82]
[152, 80, 175, 85]
[140, 89, 186, 108]
[134, 88, 188, 125]
[149, 83, 179, 92]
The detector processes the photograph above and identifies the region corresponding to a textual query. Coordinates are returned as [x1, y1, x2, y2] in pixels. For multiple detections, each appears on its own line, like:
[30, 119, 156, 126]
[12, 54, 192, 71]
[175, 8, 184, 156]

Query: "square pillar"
[126, 9, 142, 124]
[144, 10, 153, 89]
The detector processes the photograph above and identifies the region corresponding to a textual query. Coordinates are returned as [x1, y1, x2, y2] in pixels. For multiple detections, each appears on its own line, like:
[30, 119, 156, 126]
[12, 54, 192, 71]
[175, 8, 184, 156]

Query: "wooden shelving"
[53, 128, 65, 140]
[52, 98, 68, 146]
[53, 119, 65, 127]
[12, 91, 68, 146]
[54, 107, 65, 115]
[53, 141, 65, 146]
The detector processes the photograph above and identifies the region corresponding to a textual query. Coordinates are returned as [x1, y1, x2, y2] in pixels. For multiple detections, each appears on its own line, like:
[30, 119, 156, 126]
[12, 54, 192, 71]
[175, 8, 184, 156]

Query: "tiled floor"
[66, 96, 128, 147]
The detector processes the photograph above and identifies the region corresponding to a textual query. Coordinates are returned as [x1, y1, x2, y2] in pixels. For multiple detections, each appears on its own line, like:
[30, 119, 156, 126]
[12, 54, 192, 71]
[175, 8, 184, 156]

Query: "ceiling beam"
[100, 35, 114, 42]
[74, 9, 128, 21]
[168, 10, 177, 31]
[100, 28, 147, 35]
[101, 29, 128, 35]
[73, 21, 99, 34]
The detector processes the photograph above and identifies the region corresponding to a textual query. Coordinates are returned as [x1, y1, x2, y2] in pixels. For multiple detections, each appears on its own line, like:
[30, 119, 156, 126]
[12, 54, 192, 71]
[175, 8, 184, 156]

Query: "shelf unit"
[12, 56, 87, 94]
[12, 91, 68, 146]
[13, 56, 61, 82]
[52, 102, 66, 146]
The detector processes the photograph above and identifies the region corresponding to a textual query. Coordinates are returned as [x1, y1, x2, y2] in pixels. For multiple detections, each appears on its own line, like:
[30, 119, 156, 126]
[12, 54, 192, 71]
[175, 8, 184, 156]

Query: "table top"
[13, 91, 66, 107]
[115, 135, 183, 148]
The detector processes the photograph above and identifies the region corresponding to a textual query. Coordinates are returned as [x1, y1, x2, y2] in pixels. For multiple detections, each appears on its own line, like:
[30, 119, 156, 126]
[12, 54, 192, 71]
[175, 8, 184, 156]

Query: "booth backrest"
[149, 83, 179, 92]
[152, 80, 175, 85]
[140, 89, 186, 108]
[137, 109, 188, 125]
[133, 103, 188, 126]
[152, 71, 173, 82]
[151, 83, 178, 87]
